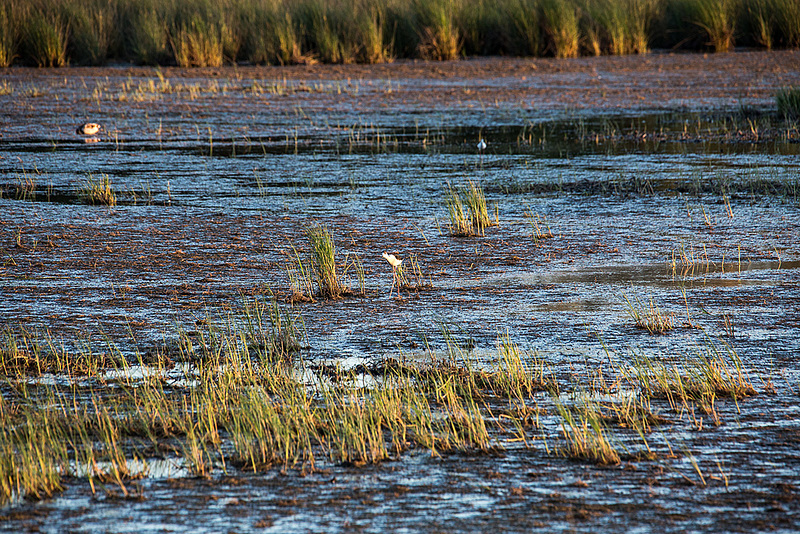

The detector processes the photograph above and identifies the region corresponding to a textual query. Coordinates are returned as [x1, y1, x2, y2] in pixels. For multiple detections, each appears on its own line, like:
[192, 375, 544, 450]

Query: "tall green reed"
[305, 224, 346, 299]
[540, 0, 579, 58]
[22, 5, 69, 67]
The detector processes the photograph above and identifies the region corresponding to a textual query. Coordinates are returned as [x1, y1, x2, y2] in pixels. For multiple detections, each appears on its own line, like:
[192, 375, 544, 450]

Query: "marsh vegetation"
[1, 0, 799, 67]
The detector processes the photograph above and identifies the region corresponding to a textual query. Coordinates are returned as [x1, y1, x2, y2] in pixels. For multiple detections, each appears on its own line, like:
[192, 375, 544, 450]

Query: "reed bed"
[1, 0, 798, 67]
[776, 86, 800, 119]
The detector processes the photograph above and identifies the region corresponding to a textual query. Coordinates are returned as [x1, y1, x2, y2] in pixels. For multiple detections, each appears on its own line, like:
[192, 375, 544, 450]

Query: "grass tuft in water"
[554, 396, 621, 465]
[446, 181, 495, 237]
[628, 339, 757, 418]
[622, 294, 675, 334]
[304, 224, 345, 299]
[79, 174, 117, 206]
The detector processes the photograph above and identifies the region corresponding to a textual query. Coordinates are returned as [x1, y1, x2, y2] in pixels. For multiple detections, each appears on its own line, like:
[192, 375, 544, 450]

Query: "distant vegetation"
[0, 0, 798, 67]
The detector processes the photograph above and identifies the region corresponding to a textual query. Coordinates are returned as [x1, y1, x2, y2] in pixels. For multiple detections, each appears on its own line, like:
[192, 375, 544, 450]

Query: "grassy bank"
[0, 0, 798, 67]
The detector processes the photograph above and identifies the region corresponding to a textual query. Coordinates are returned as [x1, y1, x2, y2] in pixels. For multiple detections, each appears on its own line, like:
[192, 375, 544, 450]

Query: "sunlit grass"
[3, 0, 799, 67]
[22, 8, 68, 67]
[446, 181, 495, 237]
[554, 396, 621, 465]
[78, 174, 117, 206]
[304, 224, 345, 299]
[622, 294, 675, 334]
[541, 0, 579, 58]
[0, 316, 557, 503]
[627, 340, 757, 416]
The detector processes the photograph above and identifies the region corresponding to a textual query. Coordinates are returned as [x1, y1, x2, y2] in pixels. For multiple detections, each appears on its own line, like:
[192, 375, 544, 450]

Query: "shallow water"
[1, 52, 800, 532]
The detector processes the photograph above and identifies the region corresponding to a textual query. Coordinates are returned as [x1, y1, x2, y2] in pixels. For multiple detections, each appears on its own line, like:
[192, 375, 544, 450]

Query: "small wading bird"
[382, 252, 403, 297]
[76, 123, 102, 136]
[477, 139, 487, 151]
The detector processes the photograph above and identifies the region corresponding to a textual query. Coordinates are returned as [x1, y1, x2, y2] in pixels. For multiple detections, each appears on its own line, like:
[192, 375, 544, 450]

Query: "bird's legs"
[389, 266, 399, 297]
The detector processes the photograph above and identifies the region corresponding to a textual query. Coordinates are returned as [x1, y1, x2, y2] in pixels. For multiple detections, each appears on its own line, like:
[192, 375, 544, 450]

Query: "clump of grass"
[446, 184, 474, 236]
[356, 5, 392, 63]
[541, 0, 579, 58]
[465, 180, 494, 232]
[296, 0, 354, 64]
[241, 6, 304, 65]
[446, 181, 495, 237]
[10, 174, 36, 201]
[284, 243, 316, 302]
[0, 412, 66, 503]
[64, 0, 116, 65]
[414, 0, 461, 60]
[305, 225, 346, 299]
[0, 327, 115, 377]
[585, 0, 656, 55]
[121, 0, 168, 65]
[239, 296, 305, 362]
[22, 8, 69, 67]
[79, 174, 116, 206]
[628, 340, 757, 416]
[524, 208, 554, 243]
[481, 331, 556, 399]
[666, 0, 737, 52]
[396, 254, 431, 291]
[776, 86, 800, 120]
[623, 294, 675, 334]
[170, 16, 226, 67]
[554, 396, 621, 465]
[0, 4, 16, 67]
[504, 0, 542, 56]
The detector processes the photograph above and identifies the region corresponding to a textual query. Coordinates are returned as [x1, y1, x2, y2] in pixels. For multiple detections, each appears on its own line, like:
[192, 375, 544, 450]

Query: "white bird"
[477, 139, 487, 151]
[76, 123, 102, 136]
[382, 252, 403, 297]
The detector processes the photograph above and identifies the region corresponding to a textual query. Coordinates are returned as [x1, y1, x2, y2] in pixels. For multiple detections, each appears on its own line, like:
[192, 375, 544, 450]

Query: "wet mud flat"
[1, 50, 800, 532]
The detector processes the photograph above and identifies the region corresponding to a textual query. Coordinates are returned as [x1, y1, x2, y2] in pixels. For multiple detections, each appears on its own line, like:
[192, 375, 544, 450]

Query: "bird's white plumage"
[477, 139, 487, 150]
[382, 252, 402, 268]
[383, 252, 403, 297]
